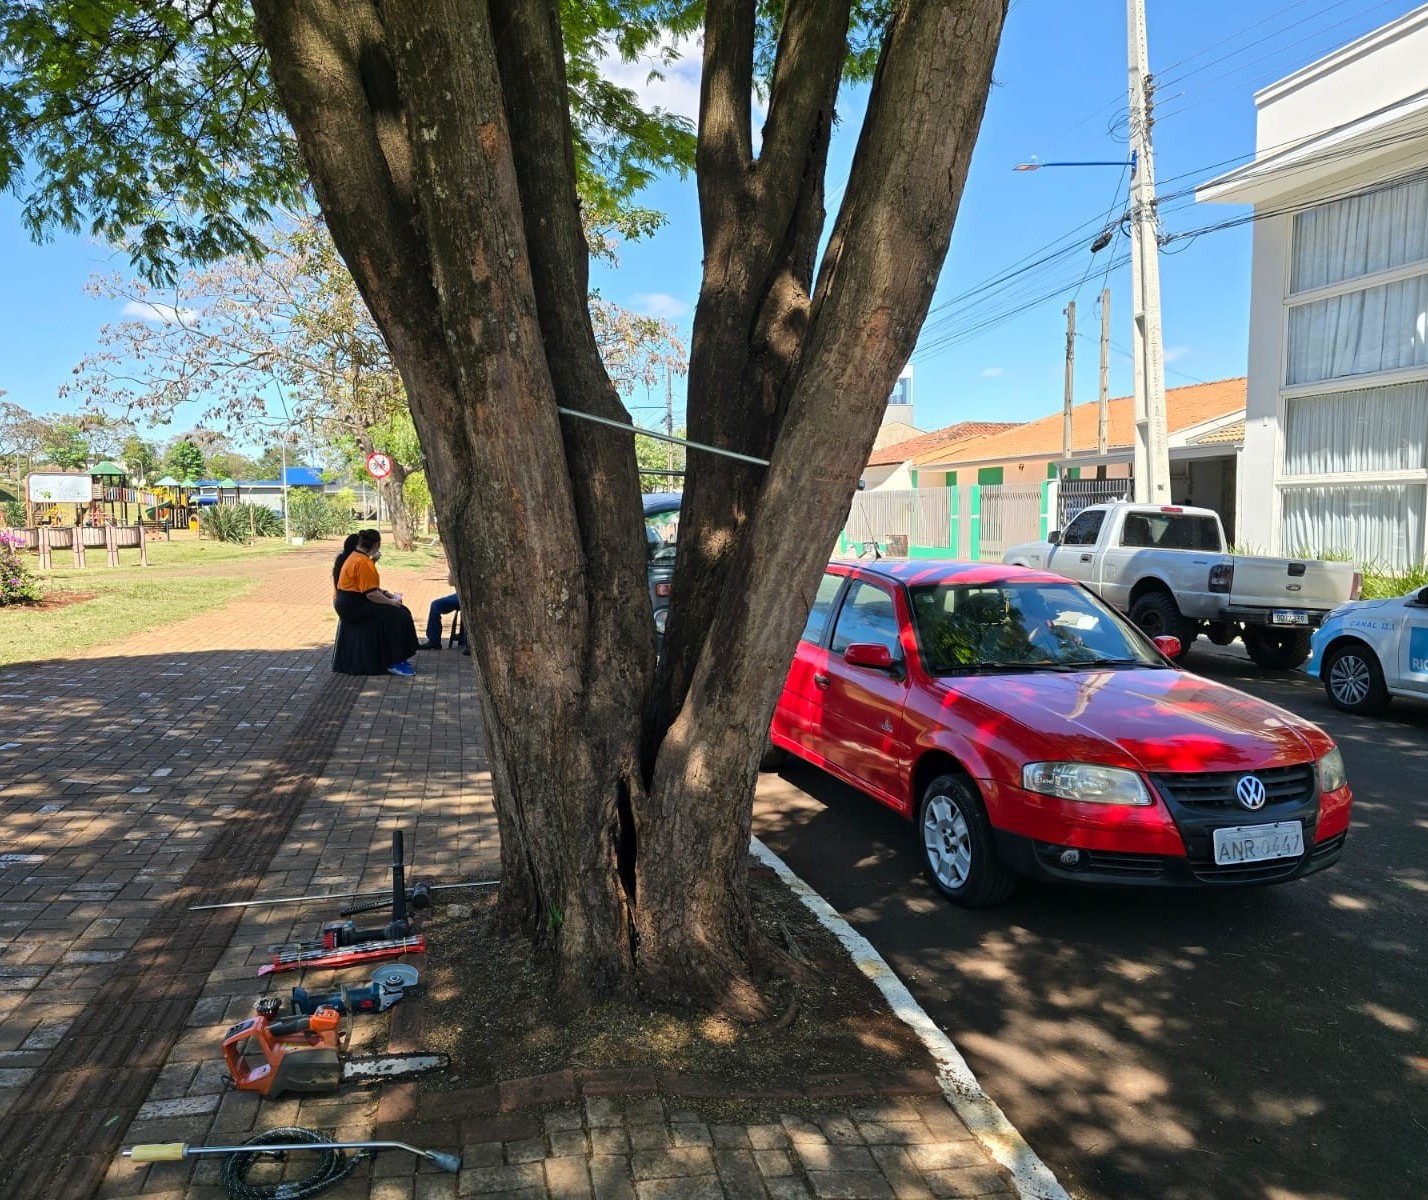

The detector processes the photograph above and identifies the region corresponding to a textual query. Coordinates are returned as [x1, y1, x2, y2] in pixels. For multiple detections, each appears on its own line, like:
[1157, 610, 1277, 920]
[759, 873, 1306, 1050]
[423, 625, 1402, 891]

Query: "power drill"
[291, 964, 419, 1016]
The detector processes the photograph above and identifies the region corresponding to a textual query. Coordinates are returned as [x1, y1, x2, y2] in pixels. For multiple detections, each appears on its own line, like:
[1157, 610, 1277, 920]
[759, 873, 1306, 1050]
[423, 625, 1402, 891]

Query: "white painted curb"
[751, 836, 1072, 1200]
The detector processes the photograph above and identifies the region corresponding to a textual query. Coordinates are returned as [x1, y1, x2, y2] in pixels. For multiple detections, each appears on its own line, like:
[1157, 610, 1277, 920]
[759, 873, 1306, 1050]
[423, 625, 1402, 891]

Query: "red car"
[768, 560, 1352, 906]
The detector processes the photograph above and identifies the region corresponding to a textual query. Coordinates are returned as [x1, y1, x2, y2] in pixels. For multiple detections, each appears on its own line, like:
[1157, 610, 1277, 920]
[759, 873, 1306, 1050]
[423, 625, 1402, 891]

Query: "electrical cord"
[219, 1128, 363, 1200]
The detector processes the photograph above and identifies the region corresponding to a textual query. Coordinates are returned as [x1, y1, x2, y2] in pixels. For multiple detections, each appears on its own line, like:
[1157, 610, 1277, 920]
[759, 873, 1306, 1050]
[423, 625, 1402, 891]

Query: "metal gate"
[1057, 478, 1132, 529]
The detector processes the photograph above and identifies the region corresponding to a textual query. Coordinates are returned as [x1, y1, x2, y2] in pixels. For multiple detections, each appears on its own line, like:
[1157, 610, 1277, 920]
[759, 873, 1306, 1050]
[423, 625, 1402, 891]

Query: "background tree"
[39, 419, 90, 471]
[163, 439, 206, 481]
[1, 1, 1009, 1010]
[119, 433, 161, 483]
[635, 428, 685, 494]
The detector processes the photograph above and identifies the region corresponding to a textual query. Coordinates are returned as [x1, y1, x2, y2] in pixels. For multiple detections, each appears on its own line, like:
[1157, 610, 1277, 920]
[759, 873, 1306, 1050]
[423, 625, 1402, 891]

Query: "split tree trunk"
[250, 0, 1008, 1009]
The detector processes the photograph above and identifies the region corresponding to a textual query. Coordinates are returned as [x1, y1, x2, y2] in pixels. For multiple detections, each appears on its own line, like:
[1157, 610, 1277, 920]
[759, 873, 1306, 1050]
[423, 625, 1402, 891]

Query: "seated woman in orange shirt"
[332, 528, 420, 677]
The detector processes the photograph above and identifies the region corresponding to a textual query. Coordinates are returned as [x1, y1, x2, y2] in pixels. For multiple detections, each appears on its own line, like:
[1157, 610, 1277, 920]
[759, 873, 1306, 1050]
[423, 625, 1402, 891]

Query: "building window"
[1283, 380, 1428, 474]
[1286, 272, 1428, 386]
[1281, 483, 1425, 569]
[977, 467, 1003, 485]
[1290, 174, 1428, 294]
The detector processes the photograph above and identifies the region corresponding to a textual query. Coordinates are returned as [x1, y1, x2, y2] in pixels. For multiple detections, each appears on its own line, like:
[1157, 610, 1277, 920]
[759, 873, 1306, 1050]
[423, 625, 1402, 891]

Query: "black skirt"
[332, 590, 420, 675]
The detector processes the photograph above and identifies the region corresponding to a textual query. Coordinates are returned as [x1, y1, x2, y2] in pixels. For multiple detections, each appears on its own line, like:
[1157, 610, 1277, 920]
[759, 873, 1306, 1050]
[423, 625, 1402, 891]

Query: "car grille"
[1191, 857, 1303, 884]
[1080, 850, 1166, 878]
[1152, 764, 1316, 812]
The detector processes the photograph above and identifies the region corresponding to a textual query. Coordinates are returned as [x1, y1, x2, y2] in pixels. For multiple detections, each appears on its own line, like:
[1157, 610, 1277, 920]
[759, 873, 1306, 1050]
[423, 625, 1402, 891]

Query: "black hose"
[218, 1127, 361, 1200]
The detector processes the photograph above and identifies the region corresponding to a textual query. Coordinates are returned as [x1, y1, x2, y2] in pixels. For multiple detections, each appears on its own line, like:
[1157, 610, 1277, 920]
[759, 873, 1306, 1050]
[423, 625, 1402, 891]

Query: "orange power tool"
[222, 998, 446, 1099]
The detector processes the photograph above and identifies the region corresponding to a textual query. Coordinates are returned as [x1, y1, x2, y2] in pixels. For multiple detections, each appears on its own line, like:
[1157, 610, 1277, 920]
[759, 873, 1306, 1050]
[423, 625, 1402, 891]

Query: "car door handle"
[813, 673, 830, 689]
[1080, 553, 1092, 562]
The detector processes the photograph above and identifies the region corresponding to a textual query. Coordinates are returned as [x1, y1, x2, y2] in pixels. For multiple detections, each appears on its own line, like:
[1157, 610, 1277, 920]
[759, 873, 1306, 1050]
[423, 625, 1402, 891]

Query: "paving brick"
[630, 1146, 717, 1181]
[632, 1177, 725, 1200]
[805, 1171, 896, 1200]
[868, 1147, 934, 1200]
[543, 1155, 592, 1198]
[588, 1155, 637, 1200]
[756, 1148, 798, 1177]
[921, 1167, 1014, 1198]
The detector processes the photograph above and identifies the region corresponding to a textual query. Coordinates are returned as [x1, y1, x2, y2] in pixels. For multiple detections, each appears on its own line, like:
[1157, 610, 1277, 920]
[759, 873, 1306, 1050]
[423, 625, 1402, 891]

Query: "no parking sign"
[365, 451, 393, 481]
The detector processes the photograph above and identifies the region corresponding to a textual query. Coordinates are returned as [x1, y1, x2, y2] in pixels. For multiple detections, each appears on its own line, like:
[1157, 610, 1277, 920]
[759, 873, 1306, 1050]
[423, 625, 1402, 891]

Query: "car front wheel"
[917, 774, 1016, 907]
[1322, 642, 1391, 715]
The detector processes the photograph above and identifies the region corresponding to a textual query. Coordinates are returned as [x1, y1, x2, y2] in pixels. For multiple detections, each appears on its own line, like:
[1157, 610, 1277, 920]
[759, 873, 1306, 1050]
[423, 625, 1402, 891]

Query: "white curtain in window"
[1283, 381, 1428, 474]
[1291, 174, 1428, 293]
[1280, 483, 1426, 569]
[1286, 273, 1428, 385]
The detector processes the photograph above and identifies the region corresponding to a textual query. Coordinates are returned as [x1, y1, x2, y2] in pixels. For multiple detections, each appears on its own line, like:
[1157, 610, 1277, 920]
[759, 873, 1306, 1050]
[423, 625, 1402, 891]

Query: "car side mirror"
[844, 643, 901, 676]
[1415, 586, 1428, 607]
[1048, 530, 1062, 545]
[1152, 635, 1182, 660]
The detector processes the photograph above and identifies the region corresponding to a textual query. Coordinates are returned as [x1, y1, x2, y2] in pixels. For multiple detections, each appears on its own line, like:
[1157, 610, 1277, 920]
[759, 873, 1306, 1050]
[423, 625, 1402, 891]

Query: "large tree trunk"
[250, 0, 1008, 1010]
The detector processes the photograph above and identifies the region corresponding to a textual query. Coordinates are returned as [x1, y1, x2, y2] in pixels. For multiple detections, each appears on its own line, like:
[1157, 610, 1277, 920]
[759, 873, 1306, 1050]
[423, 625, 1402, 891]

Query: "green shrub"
[200, 503, 283, 543]
[1359, 561, 1428, 600]
[0, 531, 41, 605]
[287, 490, 351, 541]
[2, 500, 25, 528]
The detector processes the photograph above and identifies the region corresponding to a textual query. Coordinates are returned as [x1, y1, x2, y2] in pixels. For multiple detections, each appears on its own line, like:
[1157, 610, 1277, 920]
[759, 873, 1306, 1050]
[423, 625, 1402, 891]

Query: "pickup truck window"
[1119, 512, 1221, 552]
[1062, 509, 1104, 546]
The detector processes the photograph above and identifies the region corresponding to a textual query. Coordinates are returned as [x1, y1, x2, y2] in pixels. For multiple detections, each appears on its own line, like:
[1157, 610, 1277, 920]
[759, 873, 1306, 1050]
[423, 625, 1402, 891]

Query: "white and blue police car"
[1306, 585, 1428, 715]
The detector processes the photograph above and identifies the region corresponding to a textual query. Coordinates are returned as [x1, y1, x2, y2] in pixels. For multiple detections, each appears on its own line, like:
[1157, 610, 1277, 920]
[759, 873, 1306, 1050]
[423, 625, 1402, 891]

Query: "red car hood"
[939, 668, 1325, 773]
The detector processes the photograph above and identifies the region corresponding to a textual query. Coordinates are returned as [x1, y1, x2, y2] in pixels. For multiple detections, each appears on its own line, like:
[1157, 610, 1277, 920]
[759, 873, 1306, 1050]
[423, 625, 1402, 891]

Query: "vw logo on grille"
[1235, 775, 1268, 811]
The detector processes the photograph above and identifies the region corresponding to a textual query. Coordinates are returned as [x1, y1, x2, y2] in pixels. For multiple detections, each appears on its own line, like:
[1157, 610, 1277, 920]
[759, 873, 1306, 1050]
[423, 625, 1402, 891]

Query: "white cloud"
[981, 366, 1005, 378]
[597, 33, 702, 124]
[122, 299, 197, 325]
[635, 292, 689, 320]
[1163, 345, 1191, 363]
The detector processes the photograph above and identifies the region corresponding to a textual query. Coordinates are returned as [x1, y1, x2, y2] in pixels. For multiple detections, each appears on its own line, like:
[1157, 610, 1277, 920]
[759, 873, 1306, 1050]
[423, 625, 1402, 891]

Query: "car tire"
[1322, 642, 1391, 715]
[1242, 625, 1312, 670]
[1129, 591, 1195, 661]
[917, 774, 1016, 908]
[758, 736, 789, 772]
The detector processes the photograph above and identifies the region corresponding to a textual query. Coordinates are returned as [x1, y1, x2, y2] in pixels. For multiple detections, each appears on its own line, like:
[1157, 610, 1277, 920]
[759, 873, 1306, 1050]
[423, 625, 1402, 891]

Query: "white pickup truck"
[1003, 502, 1361, 669]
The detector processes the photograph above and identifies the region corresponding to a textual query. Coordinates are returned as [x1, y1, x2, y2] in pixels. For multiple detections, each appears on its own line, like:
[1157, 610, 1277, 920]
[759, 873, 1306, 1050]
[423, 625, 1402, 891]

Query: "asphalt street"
[752, 644, 1428, 1200]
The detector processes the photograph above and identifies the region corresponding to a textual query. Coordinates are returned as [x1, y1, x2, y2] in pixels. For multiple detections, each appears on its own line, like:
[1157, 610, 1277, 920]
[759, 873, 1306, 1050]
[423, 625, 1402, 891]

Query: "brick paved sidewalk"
[3, 544, 1029, 1200]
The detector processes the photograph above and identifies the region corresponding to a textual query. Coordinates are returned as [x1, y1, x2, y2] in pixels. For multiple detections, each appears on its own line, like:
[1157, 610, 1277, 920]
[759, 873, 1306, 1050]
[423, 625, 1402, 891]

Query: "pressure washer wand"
[124, 1139, 461, 1173]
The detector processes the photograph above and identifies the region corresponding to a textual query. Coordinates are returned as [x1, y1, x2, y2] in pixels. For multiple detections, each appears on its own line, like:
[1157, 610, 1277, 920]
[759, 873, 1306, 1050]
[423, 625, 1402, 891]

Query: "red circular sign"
[365, 452, 393, 481]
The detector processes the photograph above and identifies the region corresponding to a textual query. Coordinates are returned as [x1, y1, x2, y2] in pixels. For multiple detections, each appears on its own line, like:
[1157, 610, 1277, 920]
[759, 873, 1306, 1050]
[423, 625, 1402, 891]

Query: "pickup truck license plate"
[1271, 610, 1310, 625]
[1212, 821, 1303, 865]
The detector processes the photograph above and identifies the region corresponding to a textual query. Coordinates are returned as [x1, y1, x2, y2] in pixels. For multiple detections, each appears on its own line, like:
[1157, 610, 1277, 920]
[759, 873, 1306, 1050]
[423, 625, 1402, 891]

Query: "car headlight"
[1318, 747, 1347, 793]
[653, 606, 669, 635]
[1022, 762, 1152, 806]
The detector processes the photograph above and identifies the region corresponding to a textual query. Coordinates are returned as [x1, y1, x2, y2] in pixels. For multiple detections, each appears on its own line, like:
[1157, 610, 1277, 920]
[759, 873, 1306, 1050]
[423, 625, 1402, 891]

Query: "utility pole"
[665, 366, 674, 492]
[1126, 0, 1171, 504]
[1098, 288, 1111, 457]
[1061, 300, 1076, 466]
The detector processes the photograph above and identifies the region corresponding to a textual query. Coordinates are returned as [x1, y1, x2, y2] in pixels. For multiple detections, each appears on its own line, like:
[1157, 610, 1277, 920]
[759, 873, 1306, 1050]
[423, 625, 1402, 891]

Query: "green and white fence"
[841, 482, 1055, 561]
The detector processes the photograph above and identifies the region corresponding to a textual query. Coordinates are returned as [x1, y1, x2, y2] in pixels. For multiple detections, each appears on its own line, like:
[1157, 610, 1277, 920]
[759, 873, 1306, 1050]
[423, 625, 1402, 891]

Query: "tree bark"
[249, 0, 1009, 1011]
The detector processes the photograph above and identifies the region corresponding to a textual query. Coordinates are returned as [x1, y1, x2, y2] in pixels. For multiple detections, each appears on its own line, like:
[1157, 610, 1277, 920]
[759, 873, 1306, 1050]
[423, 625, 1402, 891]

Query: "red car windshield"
[907, 580, 1161, 674]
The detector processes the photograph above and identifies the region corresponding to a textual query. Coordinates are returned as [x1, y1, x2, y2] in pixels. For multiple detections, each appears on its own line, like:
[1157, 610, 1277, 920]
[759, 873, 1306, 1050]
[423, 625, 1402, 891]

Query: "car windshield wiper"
[943, 661, 1080, 675]
[1077, 656, 1146, 668]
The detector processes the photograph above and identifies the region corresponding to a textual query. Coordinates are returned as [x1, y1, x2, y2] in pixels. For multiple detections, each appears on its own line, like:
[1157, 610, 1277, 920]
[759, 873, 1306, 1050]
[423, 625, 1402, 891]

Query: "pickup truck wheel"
[1242, 626, 1312, 670]
[1129, 592, 1194, 661]
[1322, 643, 1391, 715]
[917, 774, 1016, 907]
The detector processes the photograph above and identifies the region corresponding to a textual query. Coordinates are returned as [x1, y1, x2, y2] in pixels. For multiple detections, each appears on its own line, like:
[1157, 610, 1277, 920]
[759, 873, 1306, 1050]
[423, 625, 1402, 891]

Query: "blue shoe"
[386, 661, 415, 677]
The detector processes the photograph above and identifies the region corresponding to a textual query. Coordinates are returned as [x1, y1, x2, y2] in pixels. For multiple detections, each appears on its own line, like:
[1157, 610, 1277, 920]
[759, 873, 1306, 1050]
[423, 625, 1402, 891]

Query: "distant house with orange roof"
[863, 419, 1022, 489]
[907, 378, 1246, 531]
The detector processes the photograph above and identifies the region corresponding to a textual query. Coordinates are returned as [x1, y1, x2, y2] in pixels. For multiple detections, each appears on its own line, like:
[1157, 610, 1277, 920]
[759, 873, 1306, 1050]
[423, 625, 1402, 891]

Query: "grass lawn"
[0, 533, 303, 668]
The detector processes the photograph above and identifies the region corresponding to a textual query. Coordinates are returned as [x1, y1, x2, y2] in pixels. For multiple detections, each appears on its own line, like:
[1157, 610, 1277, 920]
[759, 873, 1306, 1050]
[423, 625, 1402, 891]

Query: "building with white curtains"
[1198, 4, 1428, 570]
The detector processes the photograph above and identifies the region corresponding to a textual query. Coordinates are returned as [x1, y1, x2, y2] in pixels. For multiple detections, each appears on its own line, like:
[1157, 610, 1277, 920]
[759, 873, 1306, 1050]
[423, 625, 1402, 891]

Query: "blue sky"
[2, 0, 1424, 444]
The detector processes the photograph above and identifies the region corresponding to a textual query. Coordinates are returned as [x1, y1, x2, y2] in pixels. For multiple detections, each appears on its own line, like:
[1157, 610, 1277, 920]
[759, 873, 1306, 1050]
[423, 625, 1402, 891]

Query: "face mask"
[371, 549, 381, 561]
